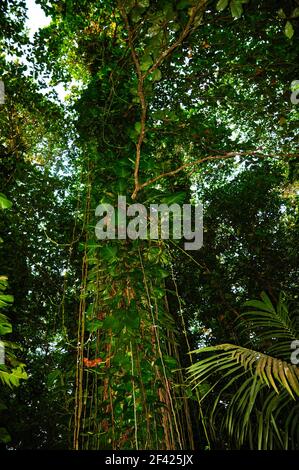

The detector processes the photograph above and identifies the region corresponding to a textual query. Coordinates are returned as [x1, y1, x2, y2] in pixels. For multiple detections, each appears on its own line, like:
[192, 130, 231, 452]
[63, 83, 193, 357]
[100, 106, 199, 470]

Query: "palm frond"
[239, 292, 298, 359]
[188, 344, 299, 398]
[187, 292, 299, 449]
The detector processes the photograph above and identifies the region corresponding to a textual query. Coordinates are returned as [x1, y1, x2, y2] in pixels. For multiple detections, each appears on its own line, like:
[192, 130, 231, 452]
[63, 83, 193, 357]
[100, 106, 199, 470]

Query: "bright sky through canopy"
[25, 0, 51, 40]
[25, 0, 67, 100]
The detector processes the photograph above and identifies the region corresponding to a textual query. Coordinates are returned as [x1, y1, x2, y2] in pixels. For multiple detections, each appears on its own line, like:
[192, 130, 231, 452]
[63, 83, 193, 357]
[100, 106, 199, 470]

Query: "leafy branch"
[119, 1, 208, 199]
[134, 151, 299, 196]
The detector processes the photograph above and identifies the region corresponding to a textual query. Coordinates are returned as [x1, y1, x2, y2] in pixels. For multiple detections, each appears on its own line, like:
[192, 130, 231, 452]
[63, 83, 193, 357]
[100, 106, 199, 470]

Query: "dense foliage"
[0, 0, 298, 450]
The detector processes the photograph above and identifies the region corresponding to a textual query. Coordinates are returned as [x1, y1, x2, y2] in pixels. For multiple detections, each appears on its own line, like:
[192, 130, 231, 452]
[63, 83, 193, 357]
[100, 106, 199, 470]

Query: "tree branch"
[119, 1, 208, 200]
[118, 3, 147, 200]
[144, 1, 208, 79]
[135, 151, 299, 196]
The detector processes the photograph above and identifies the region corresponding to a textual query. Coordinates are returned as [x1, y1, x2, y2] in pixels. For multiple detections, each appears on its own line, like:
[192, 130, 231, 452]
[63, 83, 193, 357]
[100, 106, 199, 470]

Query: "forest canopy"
[0, 0, 298, 451]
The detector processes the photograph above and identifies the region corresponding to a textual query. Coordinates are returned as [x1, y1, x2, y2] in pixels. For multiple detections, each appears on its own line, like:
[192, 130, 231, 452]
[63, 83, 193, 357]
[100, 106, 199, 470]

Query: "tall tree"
[0, 0, 298, 450]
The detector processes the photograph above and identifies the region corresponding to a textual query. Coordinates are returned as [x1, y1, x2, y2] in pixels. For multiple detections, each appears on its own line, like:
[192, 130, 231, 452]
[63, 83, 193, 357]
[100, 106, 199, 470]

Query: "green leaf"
[134, 121, 142, 133]
[125, 312, 140, 330]
[47, 370, 61, 387]
[0, 365, 27, 388]
[0, 319, 12, 335]
[164, 355, 177, 370]
[187, 314, 299, 448]
[0, 194, 12, 210]
[151, 69, 162, 81]
[291, 7, 299, 18]
[156, 268, 169, 279]
[138, 0, 149, 7]
[99, 245, 118, 262]
[112, 352, 131, 368]
[230, 0, 243, 19]
[216, 0, 229, 12]
[284, 21, 294, 39]
[140, 55, 153, 72]
[103, 315, 121, 332]
[86, 319, 103, 333]
[0, 294, 14, 303]
[277, 8, 286, 19]
[0, 427, 11, 444]
[0, 294, 14, 308]
[131, 6, 146, 23]
[152, 286, 165, 299]
[160, 191, 186, 204]
[0, 276, 8, 289]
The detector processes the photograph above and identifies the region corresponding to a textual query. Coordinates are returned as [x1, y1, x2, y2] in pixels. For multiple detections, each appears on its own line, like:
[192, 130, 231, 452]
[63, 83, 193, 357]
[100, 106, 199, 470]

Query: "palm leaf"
[189, 344, 299, 399]
[240, 293, 298, 359]
[187, 293, 299, 448]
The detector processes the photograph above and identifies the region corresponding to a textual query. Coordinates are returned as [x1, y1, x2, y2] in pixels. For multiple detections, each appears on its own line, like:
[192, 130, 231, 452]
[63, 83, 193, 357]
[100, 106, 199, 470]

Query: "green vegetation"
[0, 0, 298, 450]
